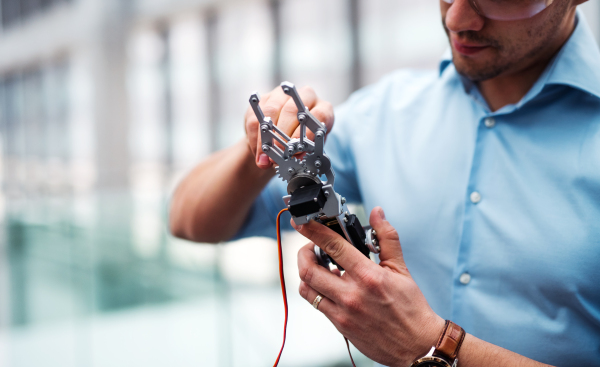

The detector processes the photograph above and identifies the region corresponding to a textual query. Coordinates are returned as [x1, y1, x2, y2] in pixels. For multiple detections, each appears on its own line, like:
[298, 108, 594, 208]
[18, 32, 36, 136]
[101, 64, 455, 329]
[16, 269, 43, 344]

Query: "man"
[170, 0, 600, 366]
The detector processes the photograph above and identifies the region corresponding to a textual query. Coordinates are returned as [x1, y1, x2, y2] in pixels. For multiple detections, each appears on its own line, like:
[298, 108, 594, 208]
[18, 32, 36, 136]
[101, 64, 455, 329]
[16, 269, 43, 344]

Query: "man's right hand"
[244, 85, 335, 169]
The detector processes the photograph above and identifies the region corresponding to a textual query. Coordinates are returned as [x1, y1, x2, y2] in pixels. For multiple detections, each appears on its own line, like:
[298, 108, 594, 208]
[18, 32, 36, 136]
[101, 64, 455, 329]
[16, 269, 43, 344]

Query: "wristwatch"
[410, 320, 466, 367]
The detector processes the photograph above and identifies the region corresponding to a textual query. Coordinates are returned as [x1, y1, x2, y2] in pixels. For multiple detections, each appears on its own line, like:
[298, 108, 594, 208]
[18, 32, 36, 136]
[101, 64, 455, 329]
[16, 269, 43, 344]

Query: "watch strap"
[434, 320, 466, 361]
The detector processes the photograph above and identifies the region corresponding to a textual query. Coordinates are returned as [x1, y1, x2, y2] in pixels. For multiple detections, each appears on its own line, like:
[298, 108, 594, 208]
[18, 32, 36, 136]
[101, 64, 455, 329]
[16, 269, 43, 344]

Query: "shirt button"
[470, 191, 482, 204]
[484, 117, 496, 128]
[459, 273, 471, 285]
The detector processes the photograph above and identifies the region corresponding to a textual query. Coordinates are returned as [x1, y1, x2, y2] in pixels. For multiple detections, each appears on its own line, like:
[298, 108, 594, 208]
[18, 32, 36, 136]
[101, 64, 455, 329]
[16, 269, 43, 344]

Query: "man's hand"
[244, 85, 334, 169]
[294, 207, 445, 367]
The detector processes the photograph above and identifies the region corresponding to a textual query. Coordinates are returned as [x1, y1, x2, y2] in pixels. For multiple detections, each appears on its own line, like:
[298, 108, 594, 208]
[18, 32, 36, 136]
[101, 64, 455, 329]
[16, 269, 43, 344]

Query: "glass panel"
[359, 0, 448, 85]
[214, 0, 274, 151]
[280, 0, 353, 106]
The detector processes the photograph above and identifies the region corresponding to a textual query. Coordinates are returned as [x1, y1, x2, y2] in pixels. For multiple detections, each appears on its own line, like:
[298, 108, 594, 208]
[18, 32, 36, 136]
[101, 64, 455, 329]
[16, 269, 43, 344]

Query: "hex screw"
[315, 160, 322, 168]
[341, 197, 346, 205]
[262, 145, 270, 152]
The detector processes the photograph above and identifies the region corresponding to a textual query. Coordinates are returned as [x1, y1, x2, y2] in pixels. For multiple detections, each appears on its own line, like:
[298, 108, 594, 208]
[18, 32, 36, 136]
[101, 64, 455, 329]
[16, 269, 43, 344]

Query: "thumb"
[369, 207, 409, 275]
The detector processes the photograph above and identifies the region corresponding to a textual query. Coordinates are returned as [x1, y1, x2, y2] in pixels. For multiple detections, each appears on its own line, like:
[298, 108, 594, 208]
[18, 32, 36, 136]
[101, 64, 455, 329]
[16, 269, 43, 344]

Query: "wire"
[345, 337, 358, 367]
[273, 208, 289, 367]
[273, 208, 357, 367]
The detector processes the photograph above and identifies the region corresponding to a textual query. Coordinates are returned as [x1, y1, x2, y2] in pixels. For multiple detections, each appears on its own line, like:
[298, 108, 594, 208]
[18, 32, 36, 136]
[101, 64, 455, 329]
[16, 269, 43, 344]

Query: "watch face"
[416, 362, 448, 367]
[412, 356, 453, 367]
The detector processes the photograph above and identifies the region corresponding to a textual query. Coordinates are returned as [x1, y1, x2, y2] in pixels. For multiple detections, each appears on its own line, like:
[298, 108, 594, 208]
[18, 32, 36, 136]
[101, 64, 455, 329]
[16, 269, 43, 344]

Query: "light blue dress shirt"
[234, 14, 600, 366]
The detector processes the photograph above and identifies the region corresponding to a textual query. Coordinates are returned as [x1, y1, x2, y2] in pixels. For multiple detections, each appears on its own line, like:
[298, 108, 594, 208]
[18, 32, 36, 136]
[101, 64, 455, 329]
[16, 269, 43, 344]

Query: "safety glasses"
[441, 0, 555, 21]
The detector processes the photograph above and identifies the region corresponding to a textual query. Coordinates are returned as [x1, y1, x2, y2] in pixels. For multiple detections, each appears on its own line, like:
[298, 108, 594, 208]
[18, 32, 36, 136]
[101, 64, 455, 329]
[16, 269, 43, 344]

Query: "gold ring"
[312, 294, 324, 310]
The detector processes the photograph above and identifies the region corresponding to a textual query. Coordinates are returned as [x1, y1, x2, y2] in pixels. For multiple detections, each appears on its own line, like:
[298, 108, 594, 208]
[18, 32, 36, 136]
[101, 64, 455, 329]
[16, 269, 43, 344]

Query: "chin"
[453, 58, 507, 82]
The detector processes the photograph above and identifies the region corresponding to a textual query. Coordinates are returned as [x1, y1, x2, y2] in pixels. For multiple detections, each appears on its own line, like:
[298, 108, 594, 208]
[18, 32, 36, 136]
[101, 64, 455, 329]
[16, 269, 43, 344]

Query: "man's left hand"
[294, 206, 445, 367]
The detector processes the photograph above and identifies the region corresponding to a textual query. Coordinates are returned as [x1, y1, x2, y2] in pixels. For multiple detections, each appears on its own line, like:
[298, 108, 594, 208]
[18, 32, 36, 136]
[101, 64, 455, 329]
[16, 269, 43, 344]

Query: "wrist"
[409, 317, 464, 367]
[416, 315, 446, 360]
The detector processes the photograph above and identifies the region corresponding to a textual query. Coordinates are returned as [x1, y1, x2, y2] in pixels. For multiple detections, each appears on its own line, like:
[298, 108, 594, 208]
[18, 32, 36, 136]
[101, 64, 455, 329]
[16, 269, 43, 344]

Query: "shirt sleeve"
[229, 176, 290, 240]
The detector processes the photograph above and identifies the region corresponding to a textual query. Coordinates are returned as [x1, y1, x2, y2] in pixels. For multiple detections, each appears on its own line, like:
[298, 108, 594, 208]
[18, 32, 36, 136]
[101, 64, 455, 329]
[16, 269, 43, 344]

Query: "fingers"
[289, 99, 334, 142]
[292, 220, 373, 276]
[277, 86, 318, 138]
[369, 207, 409, 275]
[298, 243, 347, 302]
[298, 280, 339, 316]
[244, 85, 328, 170]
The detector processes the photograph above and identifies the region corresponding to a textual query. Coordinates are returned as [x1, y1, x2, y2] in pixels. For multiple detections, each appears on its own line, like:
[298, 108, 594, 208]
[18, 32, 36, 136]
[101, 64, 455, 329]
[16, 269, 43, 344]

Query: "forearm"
[457, 333, 554, 367]
[169, 139, 275, 243]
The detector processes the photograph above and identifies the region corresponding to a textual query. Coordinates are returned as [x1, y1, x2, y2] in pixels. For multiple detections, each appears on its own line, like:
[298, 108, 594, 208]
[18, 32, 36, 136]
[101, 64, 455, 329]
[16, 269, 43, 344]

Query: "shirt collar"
[439, 10, 600, 101]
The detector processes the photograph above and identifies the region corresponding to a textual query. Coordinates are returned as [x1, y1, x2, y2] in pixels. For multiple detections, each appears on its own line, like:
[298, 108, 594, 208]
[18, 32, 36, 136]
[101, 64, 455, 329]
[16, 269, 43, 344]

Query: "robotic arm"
[249, 82, 379, 271]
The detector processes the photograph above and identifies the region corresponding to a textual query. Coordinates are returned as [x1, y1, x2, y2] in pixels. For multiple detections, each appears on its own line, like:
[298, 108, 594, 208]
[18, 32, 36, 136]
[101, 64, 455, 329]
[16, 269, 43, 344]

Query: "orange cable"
[273, 208, 357, 367]
[273, 208, 289, 367]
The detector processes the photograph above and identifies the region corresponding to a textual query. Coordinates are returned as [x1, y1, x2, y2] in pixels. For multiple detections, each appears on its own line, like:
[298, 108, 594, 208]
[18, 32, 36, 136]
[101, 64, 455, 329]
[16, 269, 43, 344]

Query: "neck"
[477, 13, 577, 112]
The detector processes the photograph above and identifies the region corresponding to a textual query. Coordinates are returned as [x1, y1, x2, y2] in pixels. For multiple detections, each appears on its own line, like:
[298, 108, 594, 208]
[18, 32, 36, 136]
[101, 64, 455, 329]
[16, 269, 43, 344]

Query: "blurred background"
[0, 0, 598, 366]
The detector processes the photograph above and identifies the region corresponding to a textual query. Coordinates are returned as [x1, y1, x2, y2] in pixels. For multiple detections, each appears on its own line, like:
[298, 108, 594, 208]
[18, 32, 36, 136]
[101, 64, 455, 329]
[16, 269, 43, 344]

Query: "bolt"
[315, 160, 322, 168]
[372, 229, 377, 237]
[324, 191, 330, 197]
[376, 246, 381, 252]
[298, 144, 305, 151]
[316, 131, 324, 138]
[261, 124, 269, 132]
[251, 97, 258, 103]
[341, 197, 346, 204]
[298, 114, 306, 122]
[372, 238, 378, 246]
[288, 168, 294, 174]
[262, 145, 270, 152]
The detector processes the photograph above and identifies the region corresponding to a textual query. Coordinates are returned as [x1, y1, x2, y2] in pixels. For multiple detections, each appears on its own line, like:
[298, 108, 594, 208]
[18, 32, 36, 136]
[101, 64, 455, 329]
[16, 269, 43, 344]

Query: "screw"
[376, 246, 381, 252]
[298, 144, 305, 151]
[284, 88, 290, 94]
[313, 198, 318, 202]
[341, 197, 346, 204]
[261, 125, 268, 132]
[324, 191, 330, 197]
[251, 97, 258, 103]
[316, 131, 324, 138]
[298, 114, 306, 122]
[372, 229, 377, 237]
[315, 160, 322, 168]
[344, 217, 348, 223]
[288, 168, 294, 174]
[262, 145, 270, 152]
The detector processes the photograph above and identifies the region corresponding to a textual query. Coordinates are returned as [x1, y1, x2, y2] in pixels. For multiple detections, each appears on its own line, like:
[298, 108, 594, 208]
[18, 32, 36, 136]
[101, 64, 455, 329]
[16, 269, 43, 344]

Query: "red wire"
[273, 208, 289, 367]
[272, 208, 357, 367]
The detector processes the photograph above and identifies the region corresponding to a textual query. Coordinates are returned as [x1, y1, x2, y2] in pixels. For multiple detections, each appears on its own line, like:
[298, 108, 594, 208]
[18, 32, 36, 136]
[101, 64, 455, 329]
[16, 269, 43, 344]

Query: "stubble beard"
[441, 3, 570, 83]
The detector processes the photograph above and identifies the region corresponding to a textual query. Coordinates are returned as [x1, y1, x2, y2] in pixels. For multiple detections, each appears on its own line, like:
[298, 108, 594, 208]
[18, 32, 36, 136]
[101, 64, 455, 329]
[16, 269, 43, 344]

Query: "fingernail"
[378, 207, 386, 220]
[258, 153, 269, 166]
